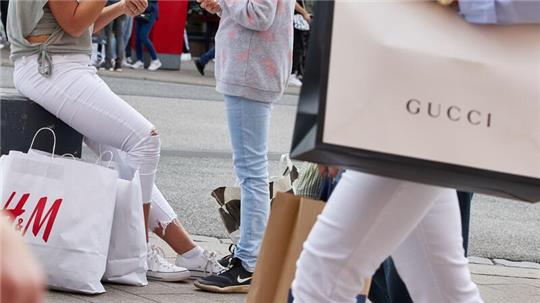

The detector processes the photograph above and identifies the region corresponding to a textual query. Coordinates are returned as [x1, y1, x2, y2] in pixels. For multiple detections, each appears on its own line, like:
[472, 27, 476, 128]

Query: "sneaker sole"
[147, 270, 191, 282]
[193, 280, 250, 293]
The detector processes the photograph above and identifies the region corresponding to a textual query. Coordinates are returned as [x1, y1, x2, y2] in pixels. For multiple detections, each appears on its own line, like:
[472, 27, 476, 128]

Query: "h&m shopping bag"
[103, 168, 148, 286]
[211, 154, 299, 243]
[291, 0, 540, 202]
[246, 193, 370, 303]
[0, 128, 118, 294]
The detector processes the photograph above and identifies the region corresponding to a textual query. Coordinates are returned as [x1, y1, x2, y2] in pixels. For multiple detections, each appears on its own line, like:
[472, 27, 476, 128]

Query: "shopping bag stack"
[0, 128, 148, 293]
[211, 154, 299, 243]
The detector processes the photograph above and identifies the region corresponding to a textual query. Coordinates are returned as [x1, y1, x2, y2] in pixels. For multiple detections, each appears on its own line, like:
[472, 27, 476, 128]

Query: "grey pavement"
[1, 49, 539, 302]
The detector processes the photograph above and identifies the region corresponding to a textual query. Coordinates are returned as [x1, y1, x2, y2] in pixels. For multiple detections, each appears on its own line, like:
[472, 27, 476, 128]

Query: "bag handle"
[29, 127, 56, 157]
[61, 153, 76, 160]
[96, 151, 114, 168]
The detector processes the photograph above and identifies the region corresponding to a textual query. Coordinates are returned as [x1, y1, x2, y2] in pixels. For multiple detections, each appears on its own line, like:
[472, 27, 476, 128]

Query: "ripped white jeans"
[13, 54, 173, 230]
[84, 139, 177, 233]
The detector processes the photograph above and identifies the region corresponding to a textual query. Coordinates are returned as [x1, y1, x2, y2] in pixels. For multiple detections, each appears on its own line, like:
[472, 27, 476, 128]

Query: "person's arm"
[200, 0, 278, 31]
[458, 0, 540, 24]
[48, 0, 147, 37]
[295, 2, 311, 23]
[93, 0, 148, 33]
[48, 0, 108, 37]
[1, 214, 45, 303]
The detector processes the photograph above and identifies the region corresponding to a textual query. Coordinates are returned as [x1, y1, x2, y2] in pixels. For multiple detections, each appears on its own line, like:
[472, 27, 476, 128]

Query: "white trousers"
[292, 170, 483, 303]
[14, 54, 175, 230]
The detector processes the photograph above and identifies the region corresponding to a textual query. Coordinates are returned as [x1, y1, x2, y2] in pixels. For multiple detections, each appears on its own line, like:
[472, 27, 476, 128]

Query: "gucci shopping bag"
[291, 1, 540, 202]
[246, 193, 370, 303]
[211, 154, 299, 243]
[0, 128, 118, 293]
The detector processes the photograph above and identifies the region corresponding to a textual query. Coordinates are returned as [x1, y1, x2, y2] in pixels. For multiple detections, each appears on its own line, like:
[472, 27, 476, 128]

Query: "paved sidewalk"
[45, 234, 540, 303]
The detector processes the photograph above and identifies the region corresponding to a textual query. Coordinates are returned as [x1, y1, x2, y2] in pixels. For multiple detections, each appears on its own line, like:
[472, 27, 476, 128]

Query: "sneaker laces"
[202, 250, 223, 275]
[149, 245, 179, 272]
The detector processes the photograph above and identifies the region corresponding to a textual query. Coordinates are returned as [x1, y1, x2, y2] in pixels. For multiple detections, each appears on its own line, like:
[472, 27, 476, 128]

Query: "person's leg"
[457, 191, 473, 256]
[198, 47, 215, 66]
[14, 56, 159, 206]
[193, 95, 271, 293]
[292, 29, 302, 76]
[291, 171, 471, 303]
[224, 96, 272, 272]
[140, 17, 158, 61]
[391, 190, 482, 303]
[104, 23, 114, 67]
[0, 0, 9, 39]
[135, 20, 145, 62]
[113, 15, 126, 66]
[123, 16, 133, 60]
[382, 258, 412, 303]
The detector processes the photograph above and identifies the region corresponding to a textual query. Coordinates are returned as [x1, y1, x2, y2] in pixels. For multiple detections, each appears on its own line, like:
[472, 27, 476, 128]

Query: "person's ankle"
[181, 245, 204, 259]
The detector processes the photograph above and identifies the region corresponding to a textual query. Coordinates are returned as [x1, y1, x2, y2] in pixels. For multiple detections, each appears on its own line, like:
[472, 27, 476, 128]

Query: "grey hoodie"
[215, 0, 295, 103]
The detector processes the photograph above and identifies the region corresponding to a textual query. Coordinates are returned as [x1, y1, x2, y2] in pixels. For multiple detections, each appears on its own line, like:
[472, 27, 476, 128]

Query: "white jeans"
[84, 139, 177, 233]
[292, 171, 483, 303]
[13, 54, 175, 229]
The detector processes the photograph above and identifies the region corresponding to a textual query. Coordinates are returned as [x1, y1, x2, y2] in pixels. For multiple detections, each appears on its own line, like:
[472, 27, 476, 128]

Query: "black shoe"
[114, 60, 123, 72]
[99, 60, 113, 71]
[195, 59, 205, 76]
[217, 244, 235, 267]
[194, 257, 252, 293]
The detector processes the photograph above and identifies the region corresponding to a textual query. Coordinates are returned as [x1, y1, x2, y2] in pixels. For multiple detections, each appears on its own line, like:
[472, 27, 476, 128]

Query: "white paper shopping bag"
[103, 168, 148, 286]
[0, 128, 118, 294]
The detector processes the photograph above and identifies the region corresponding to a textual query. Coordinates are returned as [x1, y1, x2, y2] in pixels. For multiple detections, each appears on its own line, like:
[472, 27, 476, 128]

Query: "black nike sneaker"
[194, 257, 252, 293]
[217, 244, 235, 267]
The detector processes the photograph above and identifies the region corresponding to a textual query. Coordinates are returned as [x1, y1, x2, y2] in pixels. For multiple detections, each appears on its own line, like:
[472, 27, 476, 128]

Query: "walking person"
[193, 0, 295, 293]
[100, 0, 127, 71]
[289, 0, 311, 87]
[194, 46, 214, 76]
[130, 0, 161, 71]
[8, 0, 223, 283]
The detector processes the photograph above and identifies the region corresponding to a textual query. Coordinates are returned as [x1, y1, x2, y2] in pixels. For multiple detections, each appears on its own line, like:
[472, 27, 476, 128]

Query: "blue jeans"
[124, 16, 133, 58]
[135, 15, 158, 61]
[224, 95, 272, 271]
[199, 47, 215, 66]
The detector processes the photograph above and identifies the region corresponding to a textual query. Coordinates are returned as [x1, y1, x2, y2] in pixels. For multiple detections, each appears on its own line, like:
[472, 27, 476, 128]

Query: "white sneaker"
[181, 53, 192, 62]
[175, 250, 226, 278]
[288, 74, 303, 87]
[130, 60, 144, 69]
[148, 59, 162, 71]
[147, 245, 191, 282]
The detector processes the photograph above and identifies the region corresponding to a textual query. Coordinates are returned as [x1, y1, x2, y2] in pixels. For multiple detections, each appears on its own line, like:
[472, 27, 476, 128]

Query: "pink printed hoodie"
[215, 0, 295, 102]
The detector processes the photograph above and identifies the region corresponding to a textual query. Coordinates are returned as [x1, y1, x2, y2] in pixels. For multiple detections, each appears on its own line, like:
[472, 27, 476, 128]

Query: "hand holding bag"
[291, 0, 540, 202]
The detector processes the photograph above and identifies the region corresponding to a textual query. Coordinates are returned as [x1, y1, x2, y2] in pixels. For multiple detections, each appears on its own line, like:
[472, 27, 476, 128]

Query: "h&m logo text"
[406, 99, 492, 128]
[2, 192, 63, 243]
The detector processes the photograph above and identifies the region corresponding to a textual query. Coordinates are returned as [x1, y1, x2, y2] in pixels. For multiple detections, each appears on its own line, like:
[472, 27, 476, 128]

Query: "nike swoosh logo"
[237, 275, 252, 284]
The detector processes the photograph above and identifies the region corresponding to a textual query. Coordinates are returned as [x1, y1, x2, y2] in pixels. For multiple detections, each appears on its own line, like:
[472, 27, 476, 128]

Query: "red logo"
[3, 192, 63, 243]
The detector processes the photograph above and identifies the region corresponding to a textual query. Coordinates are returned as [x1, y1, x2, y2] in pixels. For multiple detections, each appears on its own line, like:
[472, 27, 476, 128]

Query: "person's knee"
[128, 129, 161, 167]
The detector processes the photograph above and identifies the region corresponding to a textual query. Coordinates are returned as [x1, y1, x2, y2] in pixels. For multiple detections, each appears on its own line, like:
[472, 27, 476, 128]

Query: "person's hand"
[197, 0, 221, 15]
[302, 12, 312, 23]
[123, 0, 148, 17]
[1, 215, 45, 303]
[318, 165, 340, 178]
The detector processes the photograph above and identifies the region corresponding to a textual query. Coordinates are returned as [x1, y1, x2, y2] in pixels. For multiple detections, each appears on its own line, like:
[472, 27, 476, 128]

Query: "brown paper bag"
[247, 192, 370, 303]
